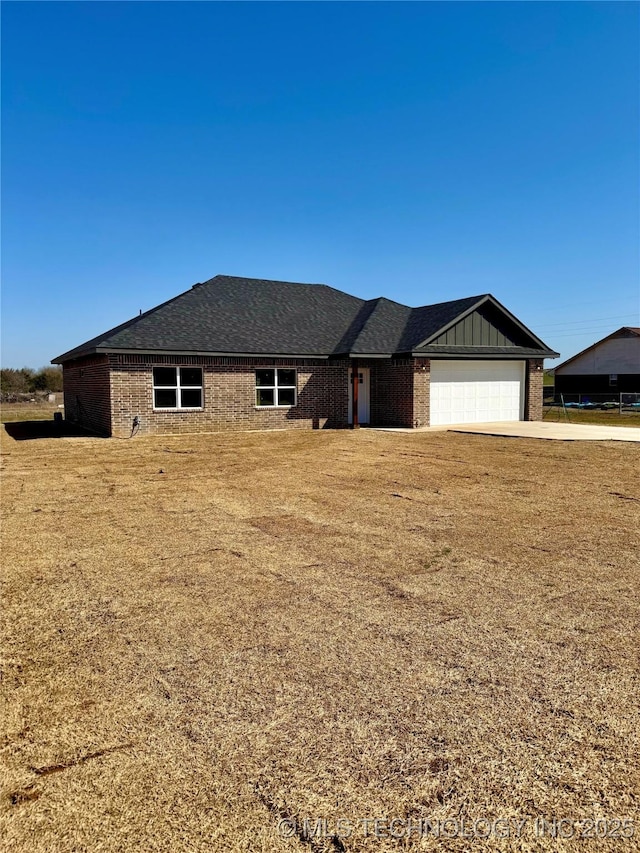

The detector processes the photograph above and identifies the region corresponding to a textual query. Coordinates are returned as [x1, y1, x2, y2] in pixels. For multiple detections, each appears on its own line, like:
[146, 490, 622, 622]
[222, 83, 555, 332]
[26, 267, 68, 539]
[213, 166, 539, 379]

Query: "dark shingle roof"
[52, 274, 557, 362]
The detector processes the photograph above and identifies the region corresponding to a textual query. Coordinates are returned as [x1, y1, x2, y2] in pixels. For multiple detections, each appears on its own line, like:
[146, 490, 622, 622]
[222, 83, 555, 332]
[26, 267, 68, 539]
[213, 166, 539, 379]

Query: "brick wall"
[370, 360, 412, 426]
[62, 353, 542, 437]
[525, 358, 544, 420]
[62, 355, 112, 435]
[412, 358, 431, 427]
[108, 355, 351, 437]
[105, 355, 433, 438]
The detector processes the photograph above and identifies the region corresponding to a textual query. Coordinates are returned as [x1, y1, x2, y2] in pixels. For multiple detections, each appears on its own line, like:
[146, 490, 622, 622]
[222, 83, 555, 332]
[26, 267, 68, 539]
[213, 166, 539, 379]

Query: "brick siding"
[62, 355, 112, 435]
[412, 358, 431, 427]
[108, 355, 351, 437]
[524, 358, 544, 421]
[369, 358, 430, 427]
[62, 353, 543, 437]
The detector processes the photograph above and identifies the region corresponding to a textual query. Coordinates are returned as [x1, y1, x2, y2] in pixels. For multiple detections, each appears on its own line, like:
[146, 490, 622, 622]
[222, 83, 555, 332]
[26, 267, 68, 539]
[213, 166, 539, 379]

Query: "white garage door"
[430, 360, 525, 426]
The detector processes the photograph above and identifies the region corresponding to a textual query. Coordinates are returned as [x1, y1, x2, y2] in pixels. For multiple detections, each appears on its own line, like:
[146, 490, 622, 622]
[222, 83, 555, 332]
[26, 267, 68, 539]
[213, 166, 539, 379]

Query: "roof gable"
[555, 327, 640, 375]
[428, 303, 530, 347]
[411, 295, 556, 355]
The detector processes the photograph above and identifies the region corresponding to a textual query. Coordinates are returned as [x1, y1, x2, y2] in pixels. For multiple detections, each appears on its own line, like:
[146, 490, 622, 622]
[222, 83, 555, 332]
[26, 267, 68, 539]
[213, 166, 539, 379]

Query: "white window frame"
[152, 366, 204, 410]
[255, 367, 297, 408]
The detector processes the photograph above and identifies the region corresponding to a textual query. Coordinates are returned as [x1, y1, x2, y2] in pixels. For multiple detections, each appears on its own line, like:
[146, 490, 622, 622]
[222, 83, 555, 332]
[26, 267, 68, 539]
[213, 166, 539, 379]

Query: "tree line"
[1, 366, 63, 394]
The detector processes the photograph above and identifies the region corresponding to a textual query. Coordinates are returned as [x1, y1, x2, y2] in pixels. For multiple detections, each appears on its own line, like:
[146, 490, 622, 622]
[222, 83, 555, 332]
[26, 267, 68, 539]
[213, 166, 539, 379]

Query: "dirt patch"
[1, 426, 638, 851]
[250, 514, 339, 538]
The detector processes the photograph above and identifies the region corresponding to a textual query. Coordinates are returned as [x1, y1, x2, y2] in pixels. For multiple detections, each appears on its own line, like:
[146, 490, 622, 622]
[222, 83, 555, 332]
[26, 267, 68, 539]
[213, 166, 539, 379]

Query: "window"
[153, 366, 203, 409]
[609, 374, 618, 387]
[255, 368, 297, 407]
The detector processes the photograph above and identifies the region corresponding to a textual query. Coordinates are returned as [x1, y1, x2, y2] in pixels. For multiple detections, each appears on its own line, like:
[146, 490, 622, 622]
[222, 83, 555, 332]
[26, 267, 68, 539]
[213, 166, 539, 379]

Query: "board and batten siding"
[429, 305, 531, 348]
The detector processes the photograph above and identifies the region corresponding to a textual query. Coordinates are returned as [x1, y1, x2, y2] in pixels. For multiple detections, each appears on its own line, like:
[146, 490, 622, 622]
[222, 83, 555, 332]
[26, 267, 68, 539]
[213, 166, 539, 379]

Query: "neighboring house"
[52, 275, 558, 437]
[554, 327, 640, 396]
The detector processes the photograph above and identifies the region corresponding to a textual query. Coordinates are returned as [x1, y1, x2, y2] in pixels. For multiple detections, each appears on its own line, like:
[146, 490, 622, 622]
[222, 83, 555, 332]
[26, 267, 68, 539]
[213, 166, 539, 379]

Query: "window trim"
[152, 365, 204, 411]
[254, 367, 297, 408]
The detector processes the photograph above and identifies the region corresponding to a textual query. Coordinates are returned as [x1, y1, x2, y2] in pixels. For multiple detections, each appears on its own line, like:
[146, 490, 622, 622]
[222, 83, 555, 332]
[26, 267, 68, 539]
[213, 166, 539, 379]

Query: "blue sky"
[2, 1, 638, 367]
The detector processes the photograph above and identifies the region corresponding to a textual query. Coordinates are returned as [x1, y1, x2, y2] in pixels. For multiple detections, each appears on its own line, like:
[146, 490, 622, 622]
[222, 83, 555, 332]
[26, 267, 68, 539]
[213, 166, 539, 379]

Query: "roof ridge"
[198, 274, 368, 305]
[413, 293, 488, 311]
[199, 273, 333, 288]
[359, 294, 490, 311]
[364, 295, 410, 309]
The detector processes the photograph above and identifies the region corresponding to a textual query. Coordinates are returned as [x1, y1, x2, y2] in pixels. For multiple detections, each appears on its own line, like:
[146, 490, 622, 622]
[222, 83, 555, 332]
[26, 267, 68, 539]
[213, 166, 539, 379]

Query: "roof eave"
[52, 347, 99, 364]
[54, 347, 333, 363]
[411, 347, 560, 359]
[342, 352, 394, 359]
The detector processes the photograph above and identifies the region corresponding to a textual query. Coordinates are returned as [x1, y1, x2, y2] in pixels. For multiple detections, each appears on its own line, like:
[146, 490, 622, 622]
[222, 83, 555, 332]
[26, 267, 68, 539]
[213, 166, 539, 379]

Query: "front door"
[348, 367, 370, 425]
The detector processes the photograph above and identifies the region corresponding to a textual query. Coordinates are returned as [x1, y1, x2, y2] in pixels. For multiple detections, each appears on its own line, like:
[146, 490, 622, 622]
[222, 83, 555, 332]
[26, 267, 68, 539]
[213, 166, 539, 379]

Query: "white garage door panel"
[430, 361, 525, 426]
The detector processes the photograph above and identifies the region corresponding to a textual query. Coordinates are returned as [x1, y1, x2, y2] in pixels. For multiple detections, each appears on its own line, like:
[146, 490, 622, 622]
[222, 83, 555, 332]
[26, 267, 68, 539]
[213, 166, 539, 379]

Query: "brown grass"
[1, 426, 638, 851]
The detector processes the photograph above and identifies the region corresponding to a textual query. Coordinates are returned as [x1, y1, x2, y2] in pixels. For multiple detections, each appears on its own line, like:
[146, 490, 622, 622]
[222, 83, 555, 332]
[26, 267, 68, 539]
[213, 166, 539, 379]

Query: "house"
[52, 275, 559, 437]
[554, 327, 640, 397]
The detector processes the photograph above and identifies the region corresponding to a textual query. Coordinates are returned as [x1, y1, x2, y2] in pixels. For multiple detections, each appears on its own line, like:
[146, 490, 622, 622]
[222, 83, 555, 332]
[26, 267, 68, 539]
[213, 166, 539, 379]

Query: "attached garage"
[430, 360, 525, 426]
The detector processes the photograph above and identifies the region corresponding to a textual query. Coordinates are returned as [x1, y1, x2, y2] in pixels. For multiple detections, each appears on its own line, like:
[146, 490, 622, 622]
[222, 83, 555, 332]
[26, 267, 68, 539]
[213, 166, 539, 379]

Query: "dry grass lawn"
[542, 407, 640, 428]
[1, 403, 62, 424]
[1, 426, 638, 852]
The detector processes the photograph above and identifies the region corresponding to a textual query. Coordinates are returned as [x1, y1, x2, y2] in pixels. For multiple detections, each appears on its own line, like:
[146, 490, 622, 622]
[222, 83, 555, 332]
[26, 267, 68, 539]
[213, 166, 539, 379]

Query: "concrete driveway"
[373, 421, 640, 441]
[447, 421, 640, 442]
